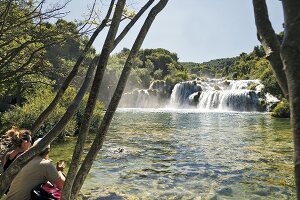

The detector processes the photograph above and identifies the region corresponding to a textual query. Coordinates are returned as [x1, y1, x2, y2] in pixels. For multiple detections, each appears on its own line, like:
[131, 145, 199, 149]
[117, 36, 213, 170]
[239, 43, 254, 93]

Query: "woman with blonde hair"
[2, 127, 32, 171]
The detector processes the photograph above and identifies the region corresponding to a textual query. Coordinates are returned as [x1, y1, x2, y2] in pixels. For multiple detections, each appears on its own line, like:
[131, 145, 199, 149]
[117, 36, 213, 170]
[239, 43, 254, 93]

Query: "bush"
[0, 86, 104, 138]
[1, 86, 74, 138]
[76, 93, 104, 132]
[247, 83, 258, 91]
[271, 98, 290, 118]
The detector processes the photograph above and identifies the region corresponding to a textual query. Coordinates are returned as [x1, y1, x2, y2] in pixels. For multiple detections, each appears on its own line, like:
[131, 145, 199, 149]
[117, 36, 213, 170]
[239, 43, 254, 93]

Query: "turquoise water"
[51, 109, 295, 199]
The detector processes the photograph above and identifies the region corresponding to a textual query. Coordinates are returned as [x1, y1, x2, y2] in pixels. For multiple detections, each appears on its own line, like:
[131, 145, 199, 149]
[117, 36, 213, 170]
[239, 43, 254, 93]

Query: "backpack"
[31, 182, 61, 200]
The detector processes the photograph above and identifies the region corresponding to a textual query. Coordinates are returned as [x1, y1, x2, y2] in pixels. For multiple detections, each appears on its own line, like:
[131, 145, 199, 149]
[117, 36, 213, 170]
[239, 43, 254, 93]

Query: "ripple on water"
[50, 111, 295, 199]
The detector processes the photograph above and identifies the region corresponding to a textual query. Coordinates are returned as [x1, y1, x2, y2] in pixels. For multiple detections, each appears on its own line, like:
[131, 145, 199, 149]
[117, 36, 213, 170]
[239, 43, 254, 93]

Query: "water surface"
[51, 109, 295, 199]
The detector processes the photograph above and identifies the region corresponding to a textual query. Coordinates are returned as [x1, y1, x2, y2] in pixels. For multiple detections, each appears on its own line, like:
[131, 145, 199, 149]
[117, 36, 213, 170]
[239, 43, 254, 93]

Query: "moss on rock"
[271, 98, 290, 118]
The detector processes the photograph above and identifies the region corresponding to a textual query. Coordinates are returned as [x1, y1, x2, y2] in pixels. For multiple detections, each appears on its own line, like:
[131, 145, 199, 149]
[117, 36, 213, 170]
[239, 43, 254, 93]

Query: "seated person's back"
[6, 138, 64, 200]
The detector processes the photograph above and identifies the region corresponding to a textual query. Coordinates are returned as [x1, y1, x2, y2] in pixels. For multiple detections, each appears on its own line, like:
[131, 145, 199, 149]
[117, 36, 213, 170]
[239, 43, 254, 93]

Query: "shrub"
[247, 83, 258, 91]
[0, 86, 104, 138]
[271, 98, 290, 118]
[1, 86, 75, 138]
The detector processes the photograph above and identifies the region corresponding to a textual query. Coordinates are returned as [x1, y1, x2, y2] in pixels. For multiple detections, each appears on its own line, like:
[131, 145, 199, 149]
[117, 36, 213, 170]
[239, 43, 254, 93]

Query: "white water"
[120, 78, 278, 112]
[169, 79, 265, 111]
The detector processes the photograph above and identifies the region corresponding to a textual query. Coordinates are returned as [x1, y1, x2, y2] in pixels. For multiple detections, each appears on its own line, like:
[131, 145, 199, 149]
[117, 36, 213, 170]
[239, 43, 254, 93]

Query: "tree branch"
[30, 0, 116, 135]
[62, 0, 125, 199]
[252, 0, 289, 98]
[70, 0, 169, 198]
[0, 55, 97, 197]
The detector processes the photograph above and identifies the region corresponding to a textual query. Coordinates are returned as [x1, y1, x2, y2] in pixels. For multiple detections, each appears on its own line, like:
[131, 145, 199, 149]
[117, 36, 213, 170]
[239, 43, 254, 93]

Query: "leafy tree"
[0, 0, 81, 106]
[44, 20, 96, 89]
[153, 68, 163, 80]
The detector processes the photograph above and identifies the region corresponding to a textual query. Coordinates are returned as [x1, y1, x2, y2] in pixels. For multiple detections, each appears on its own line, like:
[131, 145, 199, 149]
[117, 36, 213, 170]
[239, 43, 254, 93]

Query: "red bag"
[42, 182, 61, 200]
[31, 182, 61, 200]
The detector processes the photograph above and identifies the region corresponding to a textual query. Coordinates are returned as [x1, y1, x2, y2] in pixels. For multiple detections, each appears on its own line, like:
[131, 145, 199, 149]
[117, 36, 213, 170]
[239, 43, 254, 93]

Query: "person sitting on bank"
[6, 138, 65, 200]
[2, 128, 32, 171]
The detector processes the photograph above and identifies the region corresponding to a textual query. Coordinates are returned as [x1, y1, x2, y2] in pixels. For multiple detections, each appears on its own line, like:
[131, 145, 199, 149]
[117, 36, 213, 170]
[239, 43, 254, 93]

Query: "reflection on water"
[51, 109, 295, 199]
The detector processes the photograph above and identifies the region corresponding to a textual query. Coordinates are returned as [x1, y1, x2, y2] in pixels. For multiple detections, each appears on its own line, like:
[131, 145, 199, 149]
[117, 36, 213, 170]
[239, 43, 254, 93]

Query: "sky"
[58, 0, 284, 63]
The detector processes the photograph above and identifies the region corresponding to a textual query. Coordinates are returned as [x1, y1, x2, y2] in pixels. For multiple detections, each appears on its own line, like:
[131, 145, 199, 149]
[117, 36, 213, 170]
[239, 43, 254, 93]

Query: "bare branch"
[77, 0, 97, 33]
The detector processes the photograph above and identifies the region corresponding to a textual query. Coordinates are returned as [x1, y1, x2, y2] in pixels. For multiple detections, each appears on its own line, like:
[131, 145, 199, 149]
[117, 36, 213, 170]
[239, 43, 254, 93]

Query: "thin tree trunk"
[30, 0, 115, 134]
[61, 1, 155, 199]
[0, 57, 97, 198]
[113, 0, 155, 48]
[30, 0, 155, 135]
[70, 0, 169, 199]
[252, 0, 289, 98]
[61, 0, 126, 199]
[281, 1, 300, 199]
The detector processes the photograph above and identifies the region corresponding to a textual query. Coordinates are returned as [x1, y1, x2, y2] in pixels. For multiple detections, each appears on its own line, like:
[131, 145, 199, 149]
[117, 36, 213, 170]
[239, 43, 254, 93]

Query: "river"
[51, 108, 295, 199]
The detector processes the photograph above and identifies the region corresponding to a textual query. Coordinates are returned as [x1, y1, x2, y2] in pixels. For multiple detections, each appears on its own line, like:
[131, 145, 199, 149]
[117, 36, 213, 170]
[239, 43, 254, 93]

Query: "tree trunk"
[281, 1, 300, 198]
[0, 57, 97, 198]
[253, 0, 300, 199]
[113, 0, 155, 48]
[30, 0, 115, 134]
[252, 0, 289, 98]
[69, 0, 169, 199]
[61, 1, 156, 199]
[61, 0, 126, 199]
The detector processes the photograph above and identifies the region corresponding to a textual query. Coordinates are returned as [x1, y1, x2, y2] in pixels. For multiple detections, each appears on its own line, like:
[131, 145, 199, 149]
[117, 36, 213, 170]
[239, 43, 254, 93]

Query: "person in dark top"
[2, 128, 32, 195]
[2, 128, 32, 171]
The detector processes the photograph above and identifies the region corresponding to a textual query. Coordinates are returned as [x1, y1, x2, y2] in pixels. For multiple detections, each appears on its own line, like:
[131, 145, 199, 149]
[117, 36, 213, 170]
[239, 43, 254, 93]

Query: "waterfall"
[198, 90, 261, 111]
[135, 90, 155, 108]
[120, 89, 165, 108]
[120, 78, 278, 111]
[169, 79, 266, 111]
[170, 81, 202, 107]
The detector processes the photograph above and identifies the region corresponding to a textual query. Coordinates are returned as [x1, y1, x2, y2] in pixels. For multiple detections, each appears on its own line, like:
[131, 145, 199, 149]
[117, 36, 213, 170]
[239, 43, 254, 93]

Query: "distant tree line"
[104, 44, 283, 99]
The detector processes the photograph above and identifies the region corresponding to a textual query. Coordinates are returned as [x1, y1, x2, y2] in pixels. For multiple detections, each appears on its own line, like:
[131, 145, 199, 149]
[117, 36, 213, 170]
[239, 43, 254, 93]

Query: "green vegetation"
[0, 1, 98, 136]
[0, 0, 95, 108]
[105, 45, 282, 99]
[0, 86, 104, 139]
[181, 57, 238, 78]
[271, 99, 290, 118]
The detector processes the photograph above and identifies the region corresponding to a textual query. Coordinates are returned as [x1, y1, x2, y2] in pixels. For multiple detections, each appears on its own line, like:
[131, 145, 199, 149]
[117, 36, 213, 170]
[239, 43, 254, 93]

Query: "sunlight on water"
[51, 110, 295, 199]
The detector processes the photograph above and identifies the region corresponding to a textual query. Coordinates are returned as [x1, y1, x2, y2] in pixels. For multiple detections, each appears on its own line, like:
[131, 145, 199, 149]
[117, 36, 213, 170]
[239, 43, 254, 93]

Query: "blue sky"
[62, 0, 284, 63]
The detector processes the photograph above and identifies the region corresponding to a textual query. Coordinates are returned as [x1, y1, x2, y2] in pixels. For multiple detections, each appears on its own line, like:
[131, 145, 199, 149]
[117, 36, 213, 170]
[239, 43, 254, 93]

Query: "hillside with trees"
[103, 45, 282, 99]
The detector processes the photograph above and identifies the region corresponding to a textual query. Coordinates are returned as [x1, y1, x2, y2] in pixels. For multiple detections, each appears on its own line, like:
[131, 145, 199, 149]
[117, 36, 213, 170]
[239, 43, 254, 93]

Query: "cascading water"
[169, 79, 267, 111]
[197, 90, 261, 111]
[119, 78, 278, 111]
[170, 81, 202, 107]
